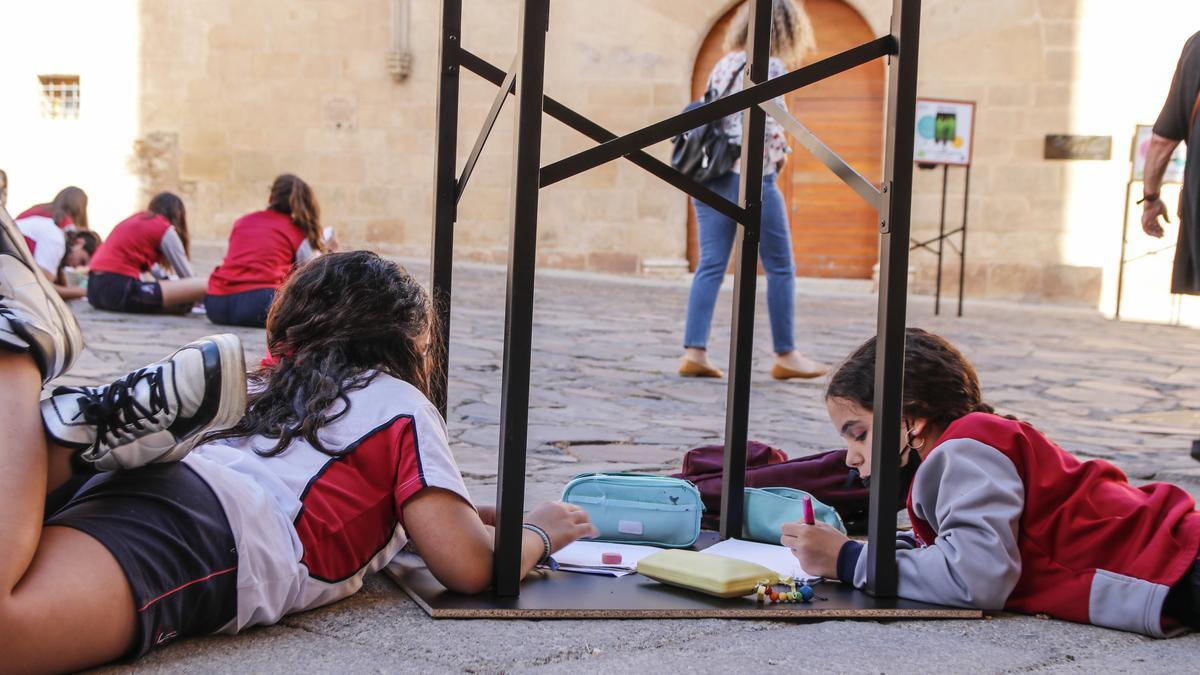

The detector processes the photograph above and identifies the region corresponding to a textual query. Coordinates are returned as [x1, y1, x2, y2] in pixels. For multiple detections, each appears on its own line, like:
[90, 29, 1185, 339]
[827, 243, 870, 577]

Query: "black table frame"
[428, 0, 922, 601]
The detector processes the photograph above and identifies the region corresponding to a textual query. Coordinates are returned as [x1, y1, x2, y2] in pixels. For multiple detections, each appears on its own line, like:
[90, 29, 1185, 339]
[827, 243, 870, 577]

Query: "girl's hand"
[780, 521, 850, 578]
[525, 501, 598, 554]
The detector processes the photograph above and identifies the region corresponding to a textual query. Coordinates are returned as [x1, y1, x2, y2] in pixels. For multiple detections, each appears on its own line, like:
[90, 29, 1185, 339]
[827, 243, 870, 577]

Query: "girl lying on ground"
[16, 185, 89, 233]
[782, 328, 1200, 636]
[87, 192, 208, 314]
[15, 213, 99, 300]
[0, 214, 595, 672]
[206, 174, 336, 328]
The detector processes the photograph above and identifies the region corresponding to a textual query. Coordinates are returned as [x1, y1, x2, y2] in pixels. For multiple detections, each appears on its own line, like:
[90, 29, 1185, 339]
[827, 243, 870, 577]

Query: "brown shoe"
[679, 358, 724, 378]
[770, 362, 829, 380]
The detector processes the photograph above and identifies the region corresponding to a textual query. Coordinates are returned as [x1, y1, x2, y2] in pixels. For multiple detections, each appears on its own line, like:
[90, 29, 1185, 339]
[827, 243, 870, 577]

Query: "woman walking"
[680, 0, 828, 381]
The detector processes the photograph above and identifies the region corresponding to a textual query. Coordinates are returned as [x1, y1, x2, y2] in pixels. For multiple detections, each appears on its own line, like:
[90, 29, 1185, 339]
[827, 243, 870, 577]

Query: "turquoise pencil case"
[743, 487, 847, 544]
[561, 473, 703, 548]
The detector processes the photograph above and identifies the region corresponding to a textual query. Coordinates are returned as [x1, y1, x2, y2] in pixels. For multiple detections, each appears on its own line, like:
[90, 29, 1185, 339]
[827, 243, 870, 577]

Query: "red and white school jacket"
[182, 372, 471, 632]
[17, 205, 74, 231]
[838, 413, 1200, 636]
[89, 212, 193, 279]
[15, 214, 65, 277]
[207, 209, 315, 296]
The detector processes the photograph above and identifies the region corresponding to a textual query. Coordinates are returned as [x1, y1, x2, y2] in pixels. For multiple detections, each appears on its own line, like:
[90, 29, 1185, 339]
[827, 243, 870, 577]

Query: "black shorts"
[45, 462, 238, 659]
[88, 272, 164, 313]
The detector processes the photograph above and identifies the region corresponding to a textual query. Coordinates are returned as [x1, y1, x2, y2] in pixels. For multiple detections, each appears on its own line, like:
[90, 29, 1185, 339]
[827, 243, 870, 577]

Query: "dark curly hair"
[204, 250, 442, 456]
[826, 327, 996, 431]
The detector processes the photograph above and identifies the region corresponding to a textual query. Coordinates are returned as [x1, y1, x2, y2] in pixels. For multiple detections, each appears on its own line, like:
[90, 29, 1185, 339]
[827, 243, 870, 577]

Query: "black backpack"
[671, 59, 746, 184]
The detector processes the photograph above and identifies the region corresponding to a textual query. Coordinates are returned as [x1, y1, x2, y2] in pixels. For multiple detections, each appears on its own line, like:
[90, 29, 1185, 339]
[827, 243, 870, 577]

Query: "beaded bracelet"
[522, 523, 553, 565]
[755, 577, 816, 604]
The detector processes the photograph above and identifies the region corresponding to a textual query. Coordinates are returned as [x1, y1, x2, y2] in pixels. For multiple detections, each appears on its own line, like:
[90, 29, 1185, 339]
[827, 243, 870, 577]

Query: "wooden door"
[687, 0, 884, 278]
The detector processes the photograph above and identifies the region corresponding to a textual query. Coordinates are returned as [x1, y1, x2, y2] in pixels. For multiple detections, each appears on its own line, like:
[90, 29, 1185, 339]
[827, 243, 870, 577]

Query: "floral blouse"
[708, 50, 792, 176]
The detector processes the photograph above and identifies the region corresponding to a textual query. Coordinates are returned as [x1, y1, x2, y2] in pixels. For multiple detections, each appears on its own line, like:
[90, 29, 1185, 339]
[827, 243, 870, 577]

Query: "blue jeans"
[684, 172, 796, 354]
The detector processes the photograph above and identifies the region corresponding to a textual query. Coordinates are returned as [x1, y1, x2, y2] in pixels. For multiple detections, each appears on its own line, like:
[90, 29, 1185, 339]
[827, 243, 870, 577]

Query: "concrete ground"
[70, 247, 1199, 673]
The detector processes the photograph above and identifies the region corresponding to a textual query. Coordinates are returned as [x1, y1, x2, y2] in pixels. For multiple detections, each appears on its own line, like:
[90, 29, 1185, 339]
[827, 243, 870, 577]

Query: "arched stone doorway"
[686, 0, 884, 279]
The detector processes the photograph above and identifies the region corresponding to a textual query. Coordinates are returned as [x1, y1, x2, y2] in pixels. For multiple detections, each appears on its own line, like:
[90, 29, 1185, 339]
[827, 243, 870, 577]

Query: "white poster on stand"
[913, 98, 975, 166]
[1132, 124, 1186, 183]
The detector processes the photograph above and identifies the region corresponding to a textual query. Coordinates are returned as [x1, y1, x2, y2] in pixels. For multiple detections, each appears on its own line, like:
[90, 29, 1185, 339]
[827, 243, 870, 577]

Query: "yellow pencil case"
[636, 549, 779, 598]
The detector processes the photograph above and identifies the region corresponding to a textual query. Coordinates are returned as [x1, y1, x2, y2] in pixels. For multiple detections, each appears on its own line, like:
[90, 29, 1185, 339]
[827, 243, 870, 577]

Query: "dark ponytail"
[148, 191, 190, 257]
[268, 174, 324, 253]
[826, 328, 1001, 430]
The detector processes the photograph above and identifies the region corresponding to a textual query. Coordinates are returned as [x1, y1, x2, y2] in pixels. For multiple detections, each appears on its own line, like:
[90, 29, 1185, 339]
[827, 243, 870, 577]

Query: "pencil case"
[561, 473, 703, 548]
[637, 549, 779, 598]
[743, 487, 847, 544]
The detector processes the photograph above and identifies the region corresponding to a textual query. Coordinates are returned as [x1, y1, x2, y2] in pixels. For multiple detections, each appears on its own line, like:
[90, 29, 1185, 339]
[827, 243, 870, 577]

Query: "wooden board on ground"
[385, 554, 982, 620]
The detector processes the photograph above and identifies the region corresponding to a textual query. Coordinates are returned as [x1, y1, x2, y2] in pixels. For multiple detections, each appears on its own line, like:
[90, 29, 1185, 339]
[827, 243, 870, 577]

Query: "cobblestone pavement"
[75, 248, 1198, 673]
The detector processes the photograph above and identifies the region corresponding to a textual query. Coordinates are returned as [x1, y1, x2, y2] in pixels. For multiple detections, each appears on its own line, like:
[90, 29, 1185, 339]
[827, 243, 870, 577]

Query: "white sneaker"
[42, 334, 248, 471]
[0, 204, 84, 383]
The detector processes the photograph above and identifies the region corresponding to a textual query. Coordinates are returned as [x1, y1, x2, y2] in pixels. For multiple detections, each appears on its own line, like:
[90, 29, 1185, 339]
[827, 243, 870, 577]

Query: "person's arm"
[403, 492, 595, 594]
[53, 283, 86, 301]
[1141, 133, 1181, 238]
[158, 228, 194, 278]
[841, 439, 1024, 609]
[393, 404, 596, 594]
[294, 239, 323, 266]
[785, 438, 1024, 609]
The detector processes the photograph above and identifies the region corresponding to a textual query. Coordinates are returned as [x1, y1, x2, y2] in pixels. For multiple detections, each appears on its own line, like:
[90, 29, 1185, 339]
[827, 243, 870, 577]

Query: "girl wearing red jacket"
[784, 328, 1200, 636]
[87, 192, 206, 314]
[206, 174, 328, 328]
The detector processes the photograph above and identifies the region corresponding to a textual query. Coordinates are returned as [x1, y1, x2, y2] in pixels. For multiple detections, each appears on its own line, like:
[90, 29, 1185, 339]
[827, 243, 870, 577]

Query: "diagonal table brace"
[759, 98, 882, 210]
[456, 57, 518, 203]
[539, 36, 893, 187]
[457, 48, 746, 224]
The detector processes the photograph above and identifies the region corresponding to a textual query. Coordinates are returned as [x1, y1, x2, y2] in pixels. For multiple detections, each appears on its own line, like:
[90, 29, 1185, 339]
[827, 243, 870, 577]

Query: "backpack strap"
[721, 57, 748, 98]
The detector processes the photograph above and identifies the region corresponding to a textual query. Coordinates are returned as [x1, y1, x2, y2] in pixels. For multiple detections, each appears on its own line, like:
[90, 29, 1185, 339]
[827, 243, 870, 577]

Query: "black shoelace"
[66, 366, 168, 450]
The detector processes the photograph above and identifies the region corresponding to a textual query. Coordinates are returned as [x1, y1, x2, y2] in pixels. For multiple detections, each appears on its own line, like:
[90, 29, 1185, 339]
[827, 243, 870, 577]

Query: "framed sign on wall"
[913, 98, 975, 166]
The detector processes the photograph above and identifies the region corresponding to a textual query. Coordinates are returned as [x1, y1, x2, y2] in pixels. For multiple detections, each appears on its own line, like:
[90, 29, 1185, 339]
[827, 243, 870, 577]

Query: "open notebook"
[702, 538, 819, 582]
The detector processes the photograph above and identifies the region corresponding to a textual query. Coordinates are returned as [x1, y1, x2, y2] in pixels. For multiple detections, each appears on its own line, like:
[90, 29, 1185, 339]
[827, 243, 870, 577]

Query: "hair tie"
[260, 343, 297, 369]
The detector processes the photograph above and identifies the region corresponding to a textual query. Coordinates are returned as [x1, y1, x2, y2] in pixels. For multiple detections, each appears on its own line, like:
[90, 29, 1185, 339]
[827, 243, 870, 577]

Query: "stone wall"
[3, 1, 1197, 318]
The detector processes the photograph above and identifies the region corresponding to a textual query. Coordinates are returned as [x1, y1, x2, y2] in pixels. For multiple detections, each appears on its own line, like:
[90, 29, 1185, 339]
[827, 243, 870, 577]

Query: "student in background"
[782, 328, 1200, 637]
[206, 174, 330, 328]
[87, 192, 207, 314]
[17, 185, 89, 232]
[15, 215, 99, 300]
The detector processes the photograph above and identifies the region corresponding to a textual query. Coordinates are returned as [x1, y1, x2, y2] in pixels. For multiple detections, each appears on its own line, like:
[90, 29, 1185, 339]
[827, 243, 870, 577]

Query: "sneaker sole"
[0, 207, 84, 379]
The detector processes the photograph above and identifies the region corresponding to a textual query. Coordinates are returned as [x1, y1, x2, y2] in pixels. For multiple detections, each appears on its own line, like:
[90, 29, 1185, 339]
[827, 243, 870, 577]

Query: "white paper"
[703, 538, 818, 582]
[549, 541, 663, 577]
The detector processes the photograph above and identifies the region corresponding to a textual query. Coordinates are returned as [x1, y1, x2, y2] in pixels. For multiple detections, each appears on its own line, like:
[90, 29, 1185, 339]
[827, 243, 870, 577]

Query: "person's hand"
[476, 504, 497, 527]
[1142, 199, 1169, 238]
[525, 501, 598, 553]
[780, 521, 850, 579]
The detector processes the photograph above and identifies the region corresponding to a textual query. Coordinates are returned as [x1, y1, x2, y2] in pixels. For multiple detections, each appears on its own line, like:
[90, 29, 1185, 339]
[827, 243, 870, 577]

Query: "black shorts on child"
[45, 462, 238, 658]
[87, 272, 164, 313]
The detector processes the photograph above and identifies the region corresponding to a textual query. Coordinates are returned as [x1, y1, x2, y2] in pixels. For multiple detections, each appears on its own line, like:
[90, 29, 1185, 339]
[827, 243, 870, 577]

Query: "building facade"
[3, 0, 1199, 323]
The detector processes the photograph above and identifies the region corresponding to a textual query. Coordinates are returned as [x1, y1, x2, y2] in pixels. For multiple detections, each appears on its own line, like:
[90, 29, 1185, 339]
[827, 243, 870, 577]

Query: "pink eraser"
[802, 495, 815, 525]
[601, 552, 623, 565]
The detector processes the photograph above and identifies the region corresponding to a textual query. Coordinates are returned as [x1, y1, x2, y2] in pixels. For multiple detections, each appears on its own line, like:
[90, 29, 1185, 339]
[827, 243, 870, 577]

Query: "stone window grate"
[38, 75, 80, 120]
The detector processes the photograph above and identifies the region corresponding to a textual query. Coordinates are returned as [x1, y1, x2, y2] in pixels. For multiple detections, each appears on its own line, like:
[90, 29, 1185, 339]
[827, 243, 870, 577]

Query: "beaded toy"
[754, 577, 816, 604]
